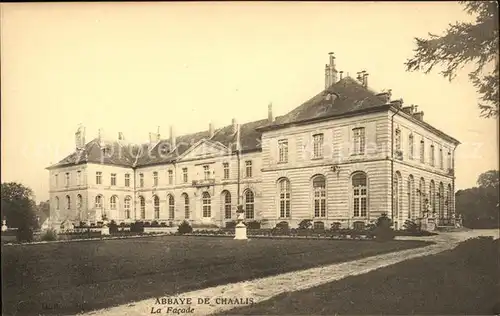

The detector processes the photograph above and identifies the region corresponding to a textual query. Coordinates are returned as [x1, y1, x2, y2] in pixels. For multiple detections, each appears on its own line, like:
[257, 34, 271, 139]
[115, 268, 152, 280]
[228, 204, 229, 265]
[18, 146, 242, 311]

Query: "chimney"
[75, 125, 86, 150]
[268, 103, 274, 123]
[209, 122, 215, 138]
[324, 64, 330, 90]
[98, 128, 105, 147]
[328, 52, 338, 85]
[362, 72, 369, 88]
[170, 125, 176, 148]
[157, 126, 161, 140]
[413, 111, 424, 121]
[390, 99, 403, 108]
[339, 71, 344, 81]
[376, 92, 391, 104]
[232, 118, 238, 134]
[401, 106, 413, 114]
[118, 132, 125, 140]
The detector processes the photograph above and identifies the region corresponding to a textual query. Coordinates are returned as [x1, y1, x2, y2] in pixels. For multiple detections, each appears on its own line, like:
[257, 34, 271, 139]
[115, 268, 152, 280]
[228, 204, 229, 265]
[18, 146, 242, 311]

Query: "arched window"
[55, 196, 60, 210]
[438, 182, 444, 219]
[419, 178, 426, 217]
[429, 180, 436, 214]
[95, 195, 103, 209]
[139, 196, 145, 219]
[110, 195, 118, 210]
[312, 175, 326, 218]
[202, 192, 211, 218]
[168, 195, 175, 219]
[77, 194, 82, 210]
[222, 191, 231, 219]
[182, 193, 190, 219]
[66, 195, 71, 210]
[278, 178, 291, 218]
[352, 172, 367, 217]
[124, 196, 131, 219]
[153, 195, 160, 219]
[244, 190, 255, 219]
[407, 175, 415, 219]
[394, 171, 402, 218]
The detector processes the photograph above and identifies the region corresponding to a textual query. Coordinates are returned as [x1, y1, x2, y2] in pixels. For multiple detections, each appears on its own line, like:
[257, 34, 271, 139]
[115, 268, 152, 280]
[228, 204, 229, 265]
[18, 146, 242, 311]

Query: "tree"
[477, 169, 499, 189]
[405, 1, 499, 118]
[1, 182, 38, 241]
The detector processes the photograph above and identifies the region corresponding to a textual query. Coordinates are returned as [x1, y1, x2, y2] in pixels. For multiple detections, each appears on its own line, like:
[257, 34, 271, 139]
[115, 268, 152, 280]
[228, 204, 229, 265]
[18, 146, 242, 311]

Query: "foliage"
[374, 213, 395, 242]
[1, 182, 38, 241]
[298, 219, 313, 230]
[130, 221, 144, 233]
[16, 226, 34, 242]
[403, 219, 421, 233]
[225, 220, 237, 229]
[177, 220, 193, 235]
[330, 222, 342, 231]
[108, 220, 118, 234]
[275, 221, 289, 230]
[477, 170, 499, 189]
[405, 1, 499, 118]
[41, 229, 58, 241]
[245, 220, 261, 229]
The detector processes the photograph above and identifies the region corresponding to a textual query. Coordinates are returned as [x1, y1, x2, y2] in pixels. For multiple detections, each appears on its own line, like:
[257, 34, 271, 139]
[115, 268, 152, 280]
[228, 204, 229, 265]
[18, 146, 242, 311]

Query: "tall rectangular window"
[313, 134, 324, 159]
[353, 128, 365, 155]
[96, 172, 102, 185]
[278, 139, 288, 163]
[430, 144, 435, 166]
[139, 173, 144, 187]
[55, 174, 58, 187]
[223, 163, 230, 180]
[168, 170, 173, 185]
[395, 128, 401, 151]
[439, 146, 444, 169]
[203, 165, 210, 180]
[65, 172, 70, 187]
[124, 173, 130, 187]
[110, 173, 117, 186]
[408, 134, 414, 159]
[76, 171, 81, 185]
[245, 161, 252, 178]
[420, 139, 425, 163]
[153, 171, 158, 186]
[448, 150, 452, 169]
[182, 168, 188, 183]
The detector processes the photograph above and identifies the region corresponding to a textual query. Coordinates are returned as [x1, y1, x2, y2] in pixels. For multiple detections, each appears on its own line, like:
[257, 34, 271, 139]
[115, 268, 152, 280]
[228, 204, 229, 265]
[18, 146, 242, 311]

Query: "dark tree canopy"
[405, 1, 499, 118]
[1, 182, 38, 230]
[477, 169, 499, 189]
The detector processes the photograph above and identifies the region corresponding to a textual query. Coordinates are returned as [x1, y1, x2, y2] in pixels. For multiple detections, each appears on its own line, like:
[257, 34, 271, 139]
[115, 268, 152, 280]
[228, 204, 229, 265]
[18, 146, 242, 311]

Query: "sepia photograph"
[1, 1, 499, 315]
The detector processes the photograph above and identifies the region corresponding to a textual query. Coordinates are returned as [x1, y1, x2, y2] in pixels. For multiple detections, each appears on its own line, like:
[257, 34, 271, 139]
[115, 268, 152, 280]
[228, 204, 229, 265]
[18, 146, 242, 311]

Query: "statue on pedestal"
[1, 218, 8, 232]
[234, 205, 247, 240]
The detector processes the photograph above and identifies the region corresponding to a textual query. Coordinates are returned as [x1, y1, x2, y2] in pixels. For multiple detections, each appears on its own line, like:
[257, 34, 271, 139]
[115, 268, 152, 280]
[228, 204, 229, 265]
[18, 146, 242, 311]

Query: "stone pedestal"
[234, 211, 247, 240]
[101, 226, 110, 236]
[1, 220, 7, 232]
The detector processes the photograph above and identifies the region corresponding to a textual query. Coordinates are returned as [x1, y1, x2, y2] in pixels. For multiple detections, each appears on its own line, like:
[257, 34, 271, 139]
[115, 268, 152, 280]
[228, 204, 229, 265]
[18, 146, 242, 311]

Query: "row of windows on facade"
[277, 128, 452, 169]
[54, 161, 254, 188]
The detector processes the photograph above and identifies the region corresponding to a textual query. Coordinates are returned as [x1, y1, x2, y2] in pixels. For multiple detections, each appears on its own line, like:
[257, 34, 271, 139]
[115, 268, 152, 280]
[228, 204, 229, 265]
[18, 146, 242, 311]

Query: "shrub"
[331, 222, 342, 231]
[41, 229, 58, 241]
[403, 219, 421, 233]
[276, 221, 289, 230]
[144, 222, 151, 227]
[130, 221, 144, 233]
[119, 222, 126, 227]
[160, 222, 167, 227]
[108, 220, 118, 234]
[246, 220, 261, 229]
[374, 213, 395, 242]
[16, 226, 34, 242]
[151, 220, 159, 227]
[225, 221, 237, 229]
[177, 220, 193, 235]
[298, 219, 313, 230]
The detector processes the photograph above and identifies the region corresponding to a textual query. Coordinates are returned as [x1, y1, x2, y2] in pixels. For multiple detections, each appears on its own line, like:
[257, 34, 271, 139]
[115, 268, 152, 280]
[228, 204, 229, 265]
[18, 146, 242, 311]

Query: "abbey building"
[46, 53, 460, 230]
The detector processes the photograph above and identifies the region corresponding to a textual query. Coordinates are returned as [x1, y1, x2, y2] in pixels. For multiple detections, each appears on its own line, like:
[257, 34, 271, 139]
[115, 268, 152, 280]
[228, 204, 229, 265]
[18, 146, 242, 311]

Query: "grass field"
[1, 236, 430, 315]
[219, 237, 500, 315]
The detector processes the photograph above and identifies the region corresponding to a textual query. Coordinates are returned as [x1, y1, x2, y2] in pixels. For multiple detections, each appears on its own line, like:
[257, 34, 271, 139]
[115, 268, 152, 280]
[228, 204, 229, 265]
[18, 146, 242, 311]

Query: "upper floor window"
[168, 170, 173, 185]
[245, 161, 253, 178]
[439, 146, 444, 169]
[55, 174, 58, 187]
[55, 196, 60, 210]
[223, 163, 230, 180]
[66, 195, 71, 210]
[203, 165, 210, 180]
[353, 128, 365, 155]
[408, 134, 414, 159]
[153, 171, 158, 186]
[76, 171, 81, 186]
[110, 173, 117, 186]
[124, 173, 130, 187]
[278, 139, 288, 163]
[447, 150, 452, 169]
[430, 144, 435, 166]
[182, 168, 188, 183]
[395, 128, 401, 151]
[313, 134, 324, 159]
[420, 139, 425, 163]
[139, 173, 144, 187]
[65, 172, 70, 187]
[96, 172, 102, 185]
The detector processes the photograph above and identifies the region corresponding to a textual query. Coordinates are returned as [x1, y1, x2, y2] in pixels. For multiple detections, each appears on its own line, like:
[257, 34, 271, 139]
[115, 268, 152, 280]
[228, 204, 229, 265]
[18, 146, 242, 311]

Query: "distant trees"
[456, 170, 499, 228]
[405, 1, 499, 118]
[1, 182, 38, 241]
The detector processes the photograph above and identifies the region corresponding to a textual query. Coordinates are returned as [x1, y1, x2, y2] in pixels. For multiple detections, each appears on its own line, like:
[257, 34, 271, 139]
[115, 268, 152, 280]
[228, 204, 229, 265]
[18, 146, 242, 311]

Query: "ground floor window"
[182, 193, 189, 219]
[222, 191, 231, 219]
[139, 196, 145, 219]
[244, 190, 254, 219]
[278, 178, 291, 218]
[352, 172, 367, 217]
[202, 192, 211, 217]
[313, 175, 326, 217]
[168, 195, 175, 219]
[153, 195, 160, 219]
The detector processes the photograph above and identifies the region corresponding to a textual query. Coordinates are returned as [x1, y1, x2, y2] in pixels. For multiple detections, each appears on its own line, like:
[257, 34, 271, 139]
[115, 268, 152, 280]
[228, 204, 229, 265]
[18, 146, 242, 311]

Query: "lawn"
[219, 236, 500, 315]
[1, 236, 430, 316]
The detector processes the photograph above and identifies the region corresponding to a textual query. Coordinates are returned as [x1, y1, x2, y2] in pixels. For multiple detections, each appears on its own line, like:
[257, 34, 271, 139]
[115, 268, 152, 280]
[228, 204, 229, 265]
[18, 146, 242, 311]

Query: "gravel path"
[81, 229, 498, 316]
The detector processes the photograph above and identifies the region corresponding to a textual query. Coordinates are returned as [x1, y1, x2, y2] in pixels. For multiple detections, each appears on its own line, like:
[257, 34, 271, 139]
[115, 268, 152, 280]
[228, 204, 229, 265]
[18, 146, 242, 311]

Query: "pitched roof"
[260, 76, 387, 131]
[46, 119, 269, 170]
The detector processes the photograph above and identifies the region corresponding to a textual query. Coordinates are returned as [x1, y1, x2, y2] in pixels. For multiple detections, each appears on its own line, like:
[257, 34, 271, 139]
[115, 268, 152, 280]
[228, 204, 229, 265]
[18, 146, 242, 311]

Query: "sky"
[1, 2, 498, 202]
